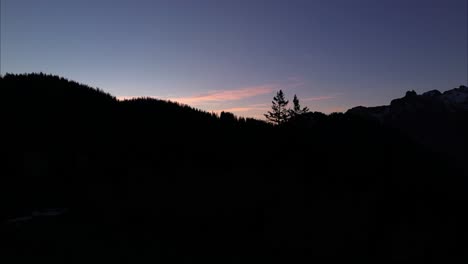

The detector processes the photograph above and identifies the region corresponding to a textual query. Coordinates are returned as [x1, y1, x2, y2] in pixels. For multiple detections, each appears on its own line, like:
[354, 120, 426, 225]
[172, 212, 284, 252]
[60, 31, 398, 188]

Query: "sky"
[1, 0, 467, 118]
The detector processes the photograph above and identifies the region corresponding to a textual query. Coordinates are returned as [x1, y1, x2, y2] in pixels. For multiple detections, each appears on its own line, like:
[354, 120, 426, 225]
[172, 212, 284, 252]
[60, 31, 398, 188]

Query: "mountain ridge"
[347, 85, 468, 160]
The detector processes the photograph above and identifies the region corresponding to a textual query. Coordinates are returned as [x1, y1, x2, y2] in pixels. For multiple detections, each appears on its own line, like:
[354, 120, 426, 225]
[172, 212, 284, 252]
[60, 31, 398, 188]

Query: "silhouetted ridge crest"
[347, 86, 468, 159]
[2, 72, 116, 103]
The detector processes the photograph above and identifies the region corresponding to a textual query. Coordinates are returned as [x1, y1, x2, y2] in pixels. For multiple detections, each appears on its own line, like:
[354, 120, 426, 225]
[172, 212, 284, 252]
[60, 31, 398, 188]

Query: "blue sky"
[1, 0, 467, 118]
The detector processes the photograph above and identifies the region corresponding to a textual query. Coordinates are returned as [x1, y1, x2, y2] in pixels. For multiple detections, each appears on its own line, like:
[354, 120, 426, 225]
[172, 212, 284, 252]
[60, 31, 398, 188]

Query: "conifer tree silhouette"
[264, 90, 289, 125]
[289, 94, 309, 117]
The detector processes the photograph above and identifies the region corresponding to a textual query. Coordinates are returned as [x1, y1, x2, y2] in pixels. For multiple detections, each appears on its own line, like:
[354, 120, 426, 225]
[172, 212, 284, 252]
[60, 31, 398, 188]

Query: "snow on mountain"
[441, 86, 468, 104]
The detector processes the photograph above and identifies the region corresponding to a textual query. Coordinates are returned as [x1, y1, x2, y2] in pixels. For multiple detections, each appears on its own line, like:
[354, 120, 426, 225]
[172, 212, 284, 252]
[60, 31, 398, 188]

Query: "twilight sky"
[1, 0, 467, 118]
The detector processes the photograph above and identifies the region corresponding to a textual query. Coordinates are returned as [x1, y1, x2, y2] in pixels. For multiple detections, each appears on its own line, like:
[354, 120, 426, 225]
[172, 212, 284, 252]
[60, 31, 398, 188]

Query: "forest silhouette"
[1, 73, 467, 263]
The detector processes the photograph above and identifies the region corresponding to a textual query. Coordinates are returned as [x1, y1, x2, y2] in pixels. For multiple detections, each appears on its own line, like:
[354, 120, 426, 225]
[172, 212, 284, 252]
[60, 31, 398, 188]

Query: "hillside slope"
[1, 74, 467, 263]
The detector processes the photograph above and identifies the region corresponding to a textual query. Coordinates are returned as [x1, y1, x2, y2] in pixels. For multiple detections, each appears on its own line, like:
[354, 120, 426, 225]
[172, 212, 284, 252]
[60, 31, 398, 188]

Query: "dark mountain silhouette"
[1, 73, 467, 263]
[347, 86, 468, 162]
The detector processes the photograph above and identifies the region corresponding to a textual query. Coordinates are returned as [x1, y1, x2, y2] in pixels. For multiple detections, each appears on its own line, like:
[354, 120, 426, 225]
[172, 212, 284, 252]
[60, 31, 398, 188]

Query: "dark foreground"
[1, 74, 467, 263]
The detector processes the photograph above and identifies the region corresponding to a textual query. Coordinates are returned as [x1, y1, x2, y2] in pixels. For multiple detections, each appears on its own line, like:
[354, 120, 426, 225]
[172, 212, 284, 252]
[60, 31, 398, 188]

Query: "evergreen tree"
[220, 111, 236, 122]
[289, 94, 309, 117]
[264, 90, 289, 125]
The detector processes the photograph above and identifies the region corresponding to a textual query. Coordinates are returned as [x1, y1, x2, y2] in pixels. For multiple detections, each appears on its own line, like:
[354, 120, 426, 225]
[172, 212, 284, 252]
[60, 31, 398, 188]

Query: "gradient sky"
[1, 0, 467, 118]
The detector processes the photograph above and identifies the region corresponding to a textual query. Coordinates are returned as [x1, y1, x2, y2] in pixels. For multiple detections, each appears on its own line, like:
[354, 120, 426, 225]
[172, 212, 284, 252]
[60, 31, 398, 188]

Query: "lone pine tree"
[265, 90, 290, 125]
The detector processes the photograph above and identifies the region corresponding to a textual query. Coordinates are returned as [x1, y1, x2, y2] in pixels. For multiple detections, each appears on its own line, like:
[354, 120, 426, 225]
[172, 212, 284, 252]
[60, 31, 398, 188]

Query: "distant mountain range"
[348, 85, 468, 160]
[348, 85, 468, 118]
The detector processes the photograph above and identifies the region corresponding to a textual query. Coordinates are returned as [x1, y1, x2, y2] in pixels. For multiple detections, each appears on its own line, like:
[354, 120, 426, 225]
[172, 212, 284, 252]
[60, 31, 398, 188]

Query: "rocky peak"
[441, 85, 468, 104]
[422, 90, 442, 97]
[405, 90, 418, 98]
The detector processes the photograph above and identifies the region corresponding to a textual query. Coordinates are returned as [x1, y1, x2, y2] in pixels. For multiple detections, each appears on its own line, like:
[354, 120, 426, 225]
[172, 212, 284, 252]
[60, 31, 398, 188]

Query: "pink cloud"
[169, 85, 275, 106]
[301, 95, 336, 102]
[214, 105, 270, 113]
